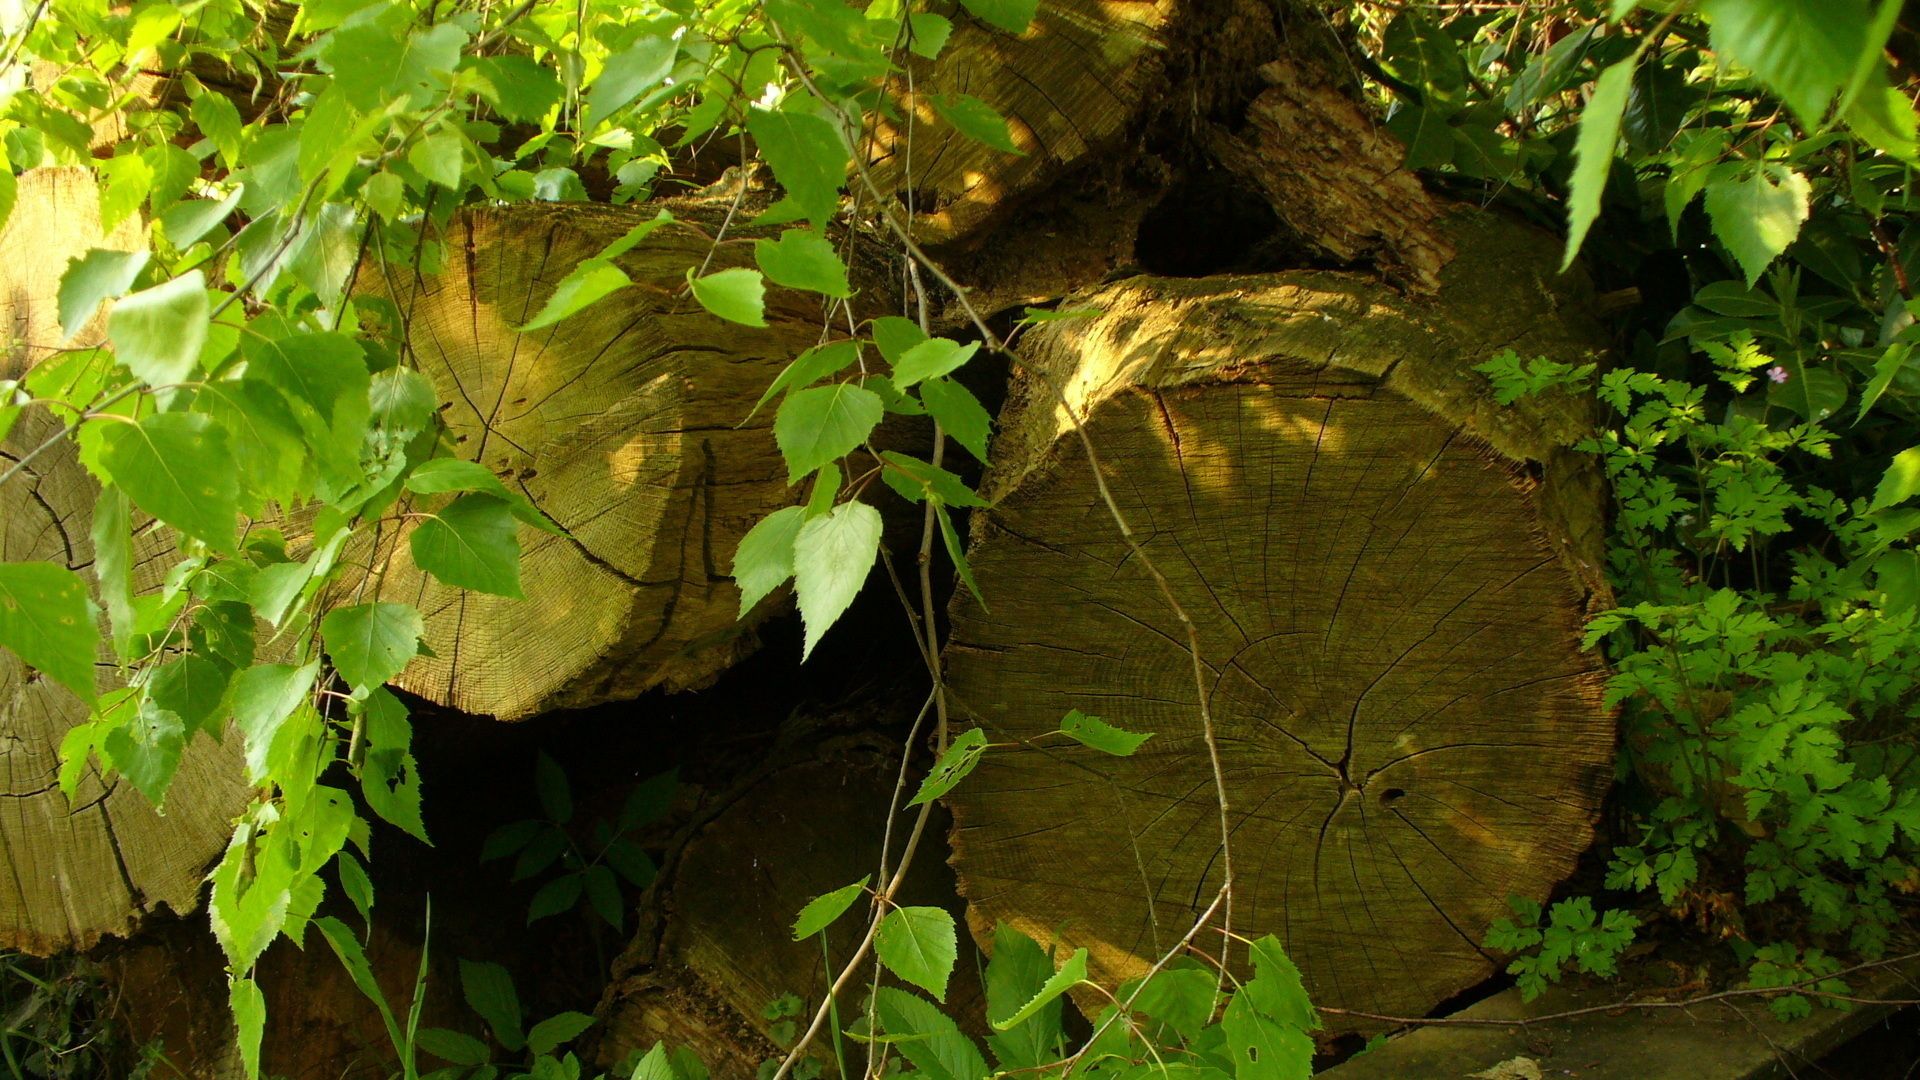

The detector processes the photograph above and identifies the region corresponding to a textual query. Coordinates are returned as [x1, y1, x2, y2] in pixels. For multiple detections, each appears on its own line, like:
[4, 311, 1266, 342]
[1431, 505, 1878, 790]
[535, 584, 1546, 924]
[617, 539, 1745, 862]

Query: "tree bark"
[941, 211, 1617, 1025]
[0, 169, 250, 956]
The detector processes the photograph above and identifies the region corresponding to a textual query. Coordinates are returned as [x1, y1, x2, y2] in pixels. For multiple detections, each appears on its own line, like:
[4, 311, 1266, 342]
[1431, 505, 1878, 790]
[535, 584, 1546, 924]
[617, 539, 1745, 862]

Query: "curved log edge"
[941, 211, 1617, 1025]
[1, 169, 249, 955]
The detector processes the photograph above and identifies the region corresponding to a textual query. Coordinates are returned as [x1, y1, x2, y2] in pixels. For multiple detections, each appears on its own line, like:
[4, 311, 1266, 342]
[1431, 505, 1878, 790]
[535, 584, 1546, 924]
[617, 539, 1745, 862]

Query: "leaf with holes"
[908, 728, 989, 807]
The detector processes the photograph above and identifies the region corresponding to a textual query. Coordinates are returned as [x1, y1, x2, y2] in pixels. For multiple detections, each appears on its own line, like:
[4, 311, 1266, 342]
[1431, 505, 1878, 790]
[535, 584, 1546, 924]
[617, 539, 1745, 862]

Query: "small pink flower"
[1767, 365, 1790, 384]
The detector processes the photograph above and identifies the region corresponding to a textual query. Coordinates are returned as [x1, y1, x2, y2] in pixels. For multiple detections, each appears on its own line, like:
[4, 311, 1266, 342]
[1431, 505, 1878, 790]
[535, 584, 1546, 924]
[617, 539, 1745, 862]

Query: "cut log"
[941, 212, 1615, 1023]
[1, 169, 249, 954]
[349, 202, 875, 720]
[877, 0, 1452, 291]
[598, 740, 982, 1076]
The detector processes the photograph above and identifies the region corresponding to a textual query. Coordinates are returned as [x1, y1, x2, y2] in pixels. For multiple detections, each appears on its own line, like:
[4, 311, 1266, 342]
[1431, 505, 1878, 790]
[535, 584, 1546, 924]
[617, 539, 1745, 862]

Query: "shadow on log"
[942, 211, 1616, 1025]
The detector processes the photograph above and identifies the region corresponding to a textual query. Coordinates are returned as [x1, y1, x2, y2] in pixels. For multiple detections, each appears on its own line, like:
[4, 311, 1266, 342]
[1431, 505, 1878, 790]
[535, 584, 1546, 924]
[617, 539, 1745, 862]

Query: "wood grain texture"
[0, 169, 248, 955]
[350, 203, 847, 720]
[942, 212, 1615, 1024]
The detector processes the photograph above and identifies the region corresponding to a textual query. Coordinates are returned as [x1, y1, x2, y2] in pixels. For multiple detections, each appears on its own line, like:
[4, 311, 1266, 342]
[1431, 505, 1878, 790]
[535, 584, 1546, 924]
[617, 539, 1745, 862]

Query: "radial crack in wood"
[0, 169, 248, 955]
[350, 203, 857, 720]
[942, 213, 1615, 1024]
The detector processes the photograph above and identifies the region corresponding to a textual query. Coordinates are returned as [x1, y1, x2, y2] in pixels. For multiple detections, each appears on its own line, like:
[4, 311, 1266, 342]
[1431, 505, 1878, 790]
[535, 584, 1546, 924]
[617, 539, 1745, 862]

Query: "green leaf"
[109, 270, 209, 389]
[520, 262, 632, 334]
[417, 1027, 491, 1067]
[408, 131, 465, 189]
[629, 1043, 678, 1080]
[907, 12, 953, 57]
[908, 728, 989, 806]
[405, 459, 559, 533]
[1243, 935, 1318, 1032]
[527, 1011, 596, 1056]
[460, 960, 525, 1052]
[1219, 995, 1313, 1080]
[1859, 342, 1913, 422]
[734, 505, 809, 617]
[991, 947, 1086, 1031]
[792, 876, 869, 940]
[410, 494, 523, 598]
[984, 924, 1060, 1070]
[99, 412, 238, 554]
[470, 55, 564, 123]
[1700, 0, 1869, 124]
[793, 501, 883, 659]
[1872, 447, 1920, 512]
[359, 687, 428, 842]
[1561, 58, 1635, 271]
[959, 0, 1036, 34]
[873, 988, 990, 1080]
[90, 489, 133, 659]
[239, 330, 371, 467]
[919, 377, 991, 464]
[338, 850, 374, 927]
[231, 977, 266, 1080]
[587, 36, 678, 125]
[1058, 710, 1153, 756]
[321, 602, 423, 691]
[871, 316, 927, 364]
[59, 248, 150, 340]
[774, 383, 884, 483]
[317, 916, 405, 1056]
[192, 93, 243, 164]
[228, 661, 320, 782]
[931, 94, 1023, 154]
[148, 656, 230, 738]
[1705, 165, 1812, 286]
[369, 367, 438, 435]
[102, 698, 185, 805]
[881, 452, 986, 508]
[747, 107, 849, 229]
[527, 873, 583, 923]
[935, 503, 984, 610]
[689, 267, 767, 327]
[876, 906, 958, 1002]
[0, 169, 14, 234]
[159, 188, 245, 248]
[892, 339, 979, 388]
[584, 863, 624, 929]
[748, 340, 862, 420]
[754, 229, 853, 298]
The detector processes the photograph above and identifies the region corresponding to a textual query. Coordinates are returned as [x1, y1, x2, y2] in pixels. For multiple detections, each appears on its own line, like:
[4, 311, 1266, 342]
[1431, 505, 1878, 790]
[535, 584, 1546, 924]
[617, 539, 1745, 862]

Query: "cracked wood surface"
[0, 169, 248, 955]
[942, 212, 1616, 1024]
[351, 203, 841, 720]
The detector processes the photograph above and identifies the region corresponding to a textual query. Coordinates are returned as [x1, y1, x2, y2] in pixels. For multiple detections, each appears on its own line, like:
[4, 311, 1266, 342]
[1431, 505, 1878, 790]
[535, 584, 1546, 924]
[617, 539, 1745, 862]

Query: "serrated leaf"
[876, 906, 958, 1001]
[228, 661, 319, 782]
[919, 377, 991, 464]
[733, 505, 809, 617]
[991, 947, 1086, 1032]
[527, 1011, 596, 1056]
[0, 565, 96, 704]
[102, 698, 185, 805]
[935, 503, 984, 610]
[148, 655, 230, 738]
[775, 383, 884, 483]
[410, 494, 523, 597]
[338, 850, 374, 927]
[1219, 995, 1312, 1080]
[321, 602, 423, 691]
[587, 35, 677, 124]
[907, 12, 952, 57]
[1058, 710, 1152, 755]
[1859, 342, 1912, 422]
[754, 229, 852, 297]
[109, 270, 209, 389]
[471, 55, 564, 123]
[59, 249, 149, 340]
[909, 728, 989, 806]
[881, 452, 986, 508]
[1872, 446, 1920, 512]
[527, 873, 584, 923]
[871, 316, 927, 364]
[747, 107, 848, 229]
[1700, 0, 1869, 124]
[99, 412, 238, 554]
[931, 94, 1022, 154]
[892, 338, 978, 388]
[417, 1027, 491, 1067]
[792, 876, 870, 940]
[519, 260, 632, 331]
[793, 501, 882, 659]
[1244, 935, 1318, 1031]
[359, 687, 428, 842]
[689, 267, 767, 327]
[1705, 166, 1812, 286]
[460, 959, 525, 1051]
[231, 977, 266, 1080]
[748, 340, 862, 420]
[1561, 58, 1634, 271]
[369, 367, 438, 435]
[873, 987, 990, 1080]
